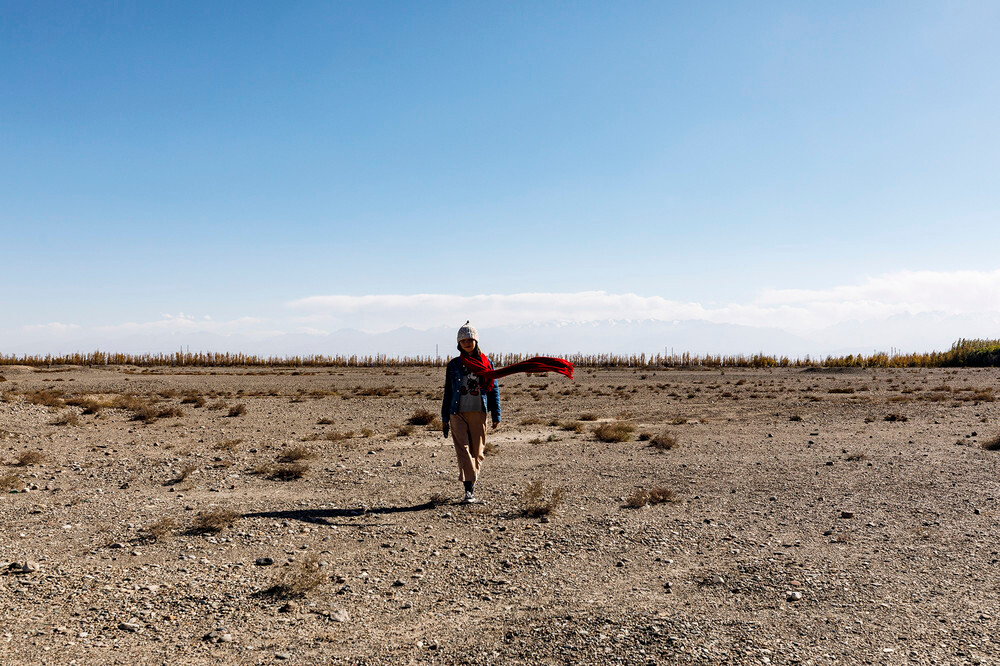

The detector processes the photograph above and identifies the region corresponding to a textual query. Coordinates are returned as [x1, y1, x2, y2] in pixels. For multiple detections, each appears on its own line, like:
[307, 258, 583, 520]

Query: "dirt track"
[1, 364, 999, 665]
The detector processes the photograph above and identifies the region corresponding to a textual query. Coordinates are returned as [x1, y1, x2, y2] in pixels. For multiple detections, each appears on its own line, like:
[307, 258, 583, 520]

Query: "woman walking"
[441, 321, 575, 504]
[441, 322, 499, 504]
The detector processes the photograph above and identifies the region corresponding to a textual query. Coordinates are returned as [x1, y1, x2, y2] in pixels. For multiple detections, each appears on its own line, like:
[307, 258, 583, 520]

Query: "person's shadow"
[242, 500, 444, 526]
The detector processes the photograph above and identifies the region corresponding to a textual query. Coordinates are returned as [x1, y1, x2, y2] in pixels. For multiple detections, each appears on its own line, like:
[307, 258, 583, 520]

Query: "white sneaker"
[463, 491, 477, 504]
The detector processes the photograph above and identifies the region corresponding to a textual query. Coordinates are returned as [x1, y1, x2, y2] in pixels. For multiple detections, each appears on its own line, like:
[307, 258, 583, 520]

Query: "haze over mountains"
[4, 313, 996, 360]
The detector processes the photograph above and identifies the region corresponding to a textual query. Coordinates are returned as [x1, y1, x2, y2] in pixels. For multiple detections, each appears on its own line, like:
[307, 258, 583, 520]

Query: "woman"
[441, 321, 499, 504]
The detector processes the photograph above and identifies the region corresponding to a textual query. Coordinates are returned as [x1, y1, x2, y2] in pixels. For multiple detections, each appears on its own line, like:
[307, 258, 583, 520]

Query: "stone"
[278, 601, 298, 613]
[786, 591, 802, 602]
[118, 620, 142, 632]
[255, 557, 275, 566]
[330, 609, 350, 623]
[840, 511, 855, 519]
[8, 560, 40, 574]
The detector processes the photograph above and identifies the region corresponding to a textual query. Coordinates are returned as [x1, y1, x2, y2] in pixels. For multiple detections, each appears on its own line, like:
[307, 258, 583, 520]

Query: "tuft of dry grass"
[396, 424, 415, 437]
[626, 486, 677, 508]
[483, 440, 498, 456]
[170, 464, 198, 484]
[23, 389, 65, 408]
[519, 416, 545, 425]
[317, 417, 336, 425]
[559, 420, 584, 433]
[0, 473, 23, 491]
[132, 404, 184, 423]
[267, 554, 326, 598]
[277, 446, 315, 462]
[648, 431, 678, 451]
[227, 403, 247, 417]
[207, 400, 228, 410]
[144, 516, 179, 541]
[982, 435, 1000, 452]
[192, 508, 239, 534]
[578, 412, 599, 421]
[884, 413, 908, 422]
[180, 394, 206, 408]
[789, 414, 803, 422]
[407, 408, 436, 426]
[14, 450, 45, 466]
[50, 411, 81, 427]
[521, 480, 564, 517]
[254, 463, 309, 481]
[592, 421, 636, 443]
[428, 491, 450, 506]
[213, 438, 243, 452]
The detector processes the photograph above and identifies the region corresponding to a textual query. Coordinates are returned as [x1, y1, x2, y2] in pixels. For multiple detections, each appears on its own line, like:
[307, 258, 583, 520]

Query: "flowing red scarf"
[460, 352, 574, 393]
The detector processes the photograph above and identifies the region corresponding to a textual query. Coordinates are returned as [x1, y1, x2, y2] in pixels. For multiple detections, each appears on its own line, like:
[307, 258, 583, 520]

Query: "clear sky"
[2, 1, 999, 355]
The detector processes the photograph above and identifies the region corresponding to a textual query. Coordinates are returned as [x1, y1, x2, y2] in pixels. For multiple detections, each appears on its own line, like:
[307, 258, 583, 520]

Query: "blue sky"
[2, 1, 999, 354]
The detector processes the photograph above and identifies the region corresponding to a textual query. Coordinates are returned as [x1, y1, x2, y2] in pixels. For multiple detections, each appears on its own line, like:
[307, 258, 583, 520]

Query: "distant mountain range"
[6, 313, 995, 358]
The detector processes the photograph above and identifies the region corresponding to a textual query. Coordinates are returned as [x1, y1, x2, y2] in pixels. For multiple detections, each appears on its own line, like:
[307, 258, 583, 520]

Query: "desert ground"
[1, 363, 999, 665]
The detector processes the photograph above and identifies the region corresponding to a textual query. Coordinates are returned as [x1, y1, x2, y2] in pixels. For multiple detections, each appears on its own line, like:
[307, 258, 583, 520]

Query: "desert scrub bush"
[360, 427, 374, 438]
[519, 416, 545, 425]
[789, 414, 803, 422]
[0, 473, 23, 491]
[521, 480, 564, 518]
[277, 446, 315, 462]
[625, 487, 676, 508]
[407, 408, 436, 426]
[180, 394, 206, 407]
[559, 420, 584, 433]
[192, 508, 239, 534]
[396, 424, 415, 437]
[267, 554, 326, 598]
[317, 417, 336, 425]
[213, 438, 243, 452]
[207, 400, 228, 410]
[227, 403, 247, 417]
[14, 450, 44, 466]
[578, 412, 599, 421]
[982, 435, 1000, 451]
[670, 416, 687, 425]
[24, 389, 66, 408]
[169, 464, 198, 484]
[143, 516, 179, 541]
[50, 411, 81, 427]
[592, 421, 636, 443]
[648, 431, 678, 451]
[254, 463, 309, 481]
[426, 417, 443, 430]
[132, 404, 184, 423]
[483, 440, 498, 456]
[884, 413, 908, 422]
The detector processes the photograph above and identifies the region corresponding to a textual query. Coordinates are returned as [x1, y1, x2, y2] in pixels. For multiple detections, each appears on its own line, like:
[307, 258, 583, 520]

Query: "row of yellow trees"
[2, 339, 998, 369]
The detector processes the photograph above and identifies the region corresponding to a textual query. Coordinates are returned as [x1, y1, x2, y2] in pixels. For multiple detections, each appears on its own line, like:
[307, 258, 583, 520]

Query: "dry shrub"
[181, 394, 206, 407]
[207, 400, 228, 410]
[192, 508, 239, 534]
[50, 412, 81, 427]
[111, 394, 147, 411]
[407, 409, 436, 426]
[845, 452, 867, 461]
[268, 554, 325, 598]
[648, 431, 678, 451]
[789, 414, 803, 422]
[982, 435, 1000, 452]
[521, 480, 564, 517]
[578, 412, 599, 421]
[227, 404, 247, 417]
[0, 473, 23, 491]
[884, 413, 908, 422]
[213, 438, 243, 452]
[519, 416, 545, 425]
[828, 387, 855, 394]
[170, 464, 198, 484]
[428, 491, 450, 506]
[277, 446, 315, 462]
[24, 390, 65, 408]
[483, 440, 498, 456]
[592, 421, 636, 443]
[559, 421, 584, 433]
[354, 385, 395, 397]
[396, 424, 415, 437]
[426, 417, 443, 430]
[65, 396, 111, 414]
[254, 463, 309, 481]
[15, 450, 44, 466]
[670, 417, 687, 425]
[132, 404, 184, 423]
[144, 516, 179, 541]
[626, 486, 677, 508]
[317, 417, 336, 425]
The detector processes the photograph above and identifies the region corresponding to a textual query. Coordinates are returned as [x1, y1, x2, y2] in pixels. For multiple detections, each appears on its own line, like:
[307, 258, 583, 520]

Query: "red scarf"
[460, 352, 574, 393]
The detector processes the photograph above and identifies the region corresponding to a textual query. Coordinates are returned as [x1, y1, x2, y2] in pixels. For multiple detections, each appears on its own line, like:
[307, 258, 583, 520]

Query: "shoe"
[462, 491, 477, 504]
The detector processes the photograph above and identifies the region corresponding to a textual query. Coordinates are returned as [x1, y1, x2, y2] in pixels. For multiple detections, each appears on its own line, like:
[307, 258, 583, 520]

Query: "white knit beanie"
[457, 321, 478, 343]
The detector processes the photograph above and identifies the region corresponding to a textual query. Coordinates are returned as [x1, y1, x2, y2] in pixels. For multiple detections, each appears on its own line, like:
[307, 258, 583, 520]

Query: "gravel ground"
[1, 364, 999, 665]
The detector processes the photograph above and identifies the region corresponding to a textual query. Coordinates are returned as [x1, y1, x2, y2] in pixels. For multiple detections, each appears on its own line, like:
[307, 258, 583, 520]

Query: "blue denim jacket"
[441, 356, 501, 423]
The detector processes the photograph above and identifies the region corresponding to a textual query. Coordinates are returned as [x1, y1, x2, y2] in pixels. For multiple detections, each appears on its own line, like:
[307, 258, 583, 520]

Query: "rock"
[275, 653, 291, 660]
[278, 601, 298, 613]
[711, 575, 725, 585]
[109, 543, 125, 549]
[392, 460, 402, 467]
[786, 591, 802, 602]
[840, 511, 855, 519]
[392, 578, 405, 587]
[255, 557, 275, 566]
[330, 609, 350, 623]
[8, 560, 40, 574]
[118, 620, 142, 632]
[203, 629, 233, 643]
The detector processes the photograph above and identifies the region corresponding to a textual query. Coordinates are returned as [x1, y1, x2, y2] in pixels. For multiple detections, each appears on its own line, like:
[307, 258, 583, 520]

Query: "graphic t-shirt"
[458, 366, 486, 413]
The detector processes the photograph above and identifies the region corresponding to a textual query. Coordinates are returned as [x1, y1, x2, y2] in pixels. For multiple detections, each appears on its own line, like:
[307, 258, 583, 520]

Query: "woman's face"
[459, 338, 477, 353]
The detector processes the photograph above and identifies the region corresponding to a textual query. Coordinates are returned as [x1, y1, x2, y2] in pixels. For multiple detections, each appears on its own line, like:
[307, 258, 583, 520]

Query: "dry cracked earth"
[1, 364, 999, 665]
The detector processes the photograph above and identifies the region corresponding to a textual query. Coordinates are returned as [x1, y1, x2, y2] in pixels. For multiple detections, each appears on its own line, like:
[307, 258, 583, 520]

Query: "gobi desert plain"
[2, 363, 999, 665]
